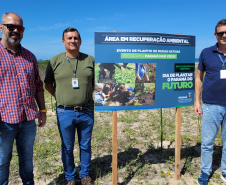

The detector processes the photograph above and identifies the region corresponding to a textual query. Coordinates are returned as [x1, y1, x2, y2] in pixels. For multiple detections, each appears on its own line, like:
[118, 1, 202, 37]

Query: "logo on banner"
[178, 92, 193, 103]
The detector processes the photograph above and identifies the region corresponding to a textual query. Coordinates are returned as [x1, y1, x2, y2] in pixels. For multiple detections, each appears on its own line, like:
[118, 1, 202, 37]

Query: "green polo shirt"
[44, 52, 94, 106]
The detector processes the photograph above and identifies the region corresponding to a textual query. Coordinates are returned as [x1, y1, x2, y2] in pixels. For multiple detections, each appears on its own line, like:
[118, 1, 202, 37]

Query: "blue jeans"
[56, 107, 94, 181]
[201, 103, 226, 176]
[0, 120, 36, 185]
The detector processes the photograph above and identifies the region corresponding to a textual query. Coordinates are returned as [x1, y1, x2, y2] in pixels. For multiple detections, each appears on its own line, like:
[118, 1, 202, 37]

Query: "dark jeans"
[56, 108, 94, 180]
[0, 120, 36, 185]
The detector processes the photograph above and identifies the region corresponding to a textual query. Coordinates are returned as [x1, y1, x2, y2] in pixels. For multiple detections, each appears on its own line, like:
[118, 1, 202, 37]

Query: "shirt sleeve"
[33, 58, 44, 92]
[143, 65, 147, 74]
[135, 63, 139, 73]
[122, 63, 128, 68]
[198, 50, 205, 72]
[114, 63, 122, 69]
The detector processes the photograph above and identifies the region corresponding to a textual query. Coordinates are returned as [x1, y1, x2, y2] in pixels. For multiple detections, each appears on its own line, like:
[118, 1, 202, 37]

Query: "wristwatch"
[39, 109, 47, 113]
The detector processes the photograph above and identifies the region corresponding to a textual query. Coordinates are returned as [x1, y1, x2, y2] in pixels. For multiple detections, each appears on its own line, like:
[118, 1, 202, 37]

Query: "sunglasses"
[2, 24, 25, 33]
[216, 32, 226, 37]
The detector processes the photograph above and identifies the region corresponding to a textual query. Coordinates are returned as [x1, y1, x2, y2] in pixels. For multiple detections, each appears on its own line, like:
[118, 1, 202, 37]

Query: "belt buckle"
[74, 106, 82, 111]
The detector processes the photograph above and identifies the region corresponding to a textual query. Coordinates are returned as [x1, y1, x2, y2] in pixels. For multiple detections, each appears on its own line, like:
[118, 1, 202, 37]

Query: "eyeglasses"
[2, 24, 25, 33]
[216, 32, 226, 37]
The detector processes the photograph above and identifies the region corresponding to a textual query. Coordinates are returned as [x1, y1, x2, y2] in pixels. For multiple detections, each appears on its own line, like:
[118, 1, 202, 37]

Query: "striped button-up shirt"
[0, 39, 44, 124]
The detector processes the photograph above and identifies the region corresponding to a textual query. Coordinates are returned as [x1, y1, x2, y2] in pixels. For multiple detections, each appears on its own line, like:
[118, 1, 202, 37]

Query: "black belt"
[57, 105, 87, 111]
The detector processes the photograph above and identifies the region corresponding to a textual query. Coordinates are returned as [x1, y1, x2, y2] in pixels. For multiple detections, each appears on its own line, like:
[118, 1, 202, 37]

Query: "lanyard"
[65, 53, 79, 77]
[218, 54, 226, 70]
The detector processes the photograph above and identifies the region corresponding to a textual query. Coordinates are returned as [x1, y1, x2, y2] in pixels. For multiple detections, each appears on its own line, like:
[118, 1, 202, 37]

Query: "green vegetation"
[38, 60, 49, 82]
[135, 83, 155, 97]
[114, 63, 135, 85]
[95, 63, 135, 88]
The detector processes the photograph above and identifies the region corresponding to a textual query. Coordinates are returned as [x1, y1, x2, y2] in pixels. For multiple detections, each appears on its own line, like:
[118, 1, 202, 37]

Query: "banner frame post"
[112, 111, 118, 185]
[174, 107, 181, 180]
[161, 108, 163, 153]
[174, 32, 183, 180]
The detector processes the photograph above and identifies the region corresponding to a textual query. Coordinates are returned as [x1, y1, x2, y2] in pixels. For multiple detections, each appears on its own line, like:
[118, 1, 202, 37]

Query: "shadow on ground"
[48, 144, 223, 185]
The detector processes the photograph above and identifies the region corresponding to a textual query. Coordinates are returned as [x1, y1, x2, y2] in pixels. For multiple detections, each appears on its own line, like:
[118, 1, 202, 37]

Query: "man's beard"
[2, 29, 22, 45]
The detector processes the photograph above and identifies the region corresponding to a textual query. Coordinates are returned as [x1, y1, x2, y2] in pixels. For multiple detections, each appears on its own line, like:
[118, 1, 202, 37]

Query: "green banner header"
[121, 53, 177, 59]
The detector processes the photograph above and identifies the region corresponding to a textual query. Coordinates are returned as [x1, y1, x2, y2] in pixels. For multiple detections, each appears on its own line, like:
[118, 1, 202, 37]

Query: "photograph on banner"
[135, 63, 156, 83]
[134, 63, 156, 105]
[96, 63, 135, 83]
[95, 62, 135, 106]
[95, 32, 195, 111]
[135, 82, 155, 105]
[94, 83, 135, 106]
[95, 62, 157, 106]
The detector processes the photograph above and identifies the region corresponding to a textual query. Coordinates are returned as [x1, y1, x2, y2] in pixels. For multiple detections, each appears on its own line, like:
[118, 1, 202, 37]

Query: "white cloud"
[29, 23, 70, 31]
[86, 17, 96, 21]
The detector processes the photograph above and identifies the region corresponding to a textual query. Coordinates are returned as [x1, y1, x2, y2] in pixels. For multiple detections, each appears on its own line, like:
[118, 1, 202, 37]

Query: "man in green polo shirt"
[44, 27, 94, 185]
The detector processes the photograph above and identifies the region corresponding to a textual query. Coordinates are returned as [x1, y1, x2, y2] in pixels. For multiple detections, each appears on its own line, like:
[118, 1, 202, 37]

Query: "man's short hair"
[1, 12, 23, 24]
[62, 27, 81, 40]
[215, 19, 226, 33]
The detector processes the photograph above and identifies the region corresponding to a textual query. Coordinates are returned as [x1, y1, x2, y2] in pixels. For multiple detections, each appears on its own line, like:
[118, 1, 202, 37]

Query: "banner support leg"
[174, 107, 181, 180]
[112, 111, 117, 185]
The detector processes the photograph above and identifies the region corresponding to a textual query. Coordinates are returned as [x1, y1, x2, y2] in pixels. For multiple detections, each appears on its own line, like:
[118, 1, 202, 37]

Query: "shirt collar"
[212, 43, 218, 52]
[95, 90, 102, 95]
[212, 43, 226, 55]
[0, 38, 22, 54]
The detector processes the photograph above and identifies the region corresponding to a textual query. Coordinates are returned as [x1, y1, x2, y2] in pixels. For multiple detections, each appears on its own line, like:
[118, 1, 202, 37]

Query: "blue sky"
[0, 0, 225, 60]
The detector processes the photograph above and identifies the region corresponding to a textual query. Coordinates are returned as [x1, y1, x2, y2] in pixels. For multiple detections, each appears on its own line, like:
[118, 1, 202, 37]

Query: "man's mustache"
[9, 32, 20, 37]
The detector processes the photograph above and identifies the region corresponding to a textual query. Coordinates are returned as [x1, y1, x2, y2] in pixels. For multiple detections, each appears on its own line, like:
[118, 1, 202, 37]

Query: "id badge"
[72, 78, 79, 88]
[220, 70, 226, 79]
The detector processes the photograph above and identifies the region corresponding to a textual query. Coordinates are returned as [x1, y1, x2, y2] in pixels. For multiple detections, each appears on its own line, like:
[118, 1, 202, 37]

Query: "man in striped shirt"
[0, 12, 46, 185]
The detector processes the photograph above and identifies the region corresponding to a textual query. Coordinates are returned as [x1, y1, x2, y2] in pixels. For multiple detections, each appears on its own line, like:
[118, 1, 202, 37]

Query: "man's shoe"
[81, 176, 94, 185]
[197, 171, 209, 185]
[221, 174, 226, 182]
[67, 180, 76, 185]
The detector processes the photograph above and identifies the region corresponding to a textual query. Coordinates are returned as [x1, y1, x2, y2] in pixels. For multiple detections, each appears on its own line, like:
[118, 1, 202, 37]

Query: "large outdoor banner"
[94, 32, 195, 111]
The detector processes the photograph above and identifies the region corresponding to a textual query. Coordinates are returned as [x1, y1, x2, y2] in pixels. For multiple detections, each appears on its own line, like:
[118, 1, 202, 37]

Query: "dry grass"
[7, 61, 225, 185]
